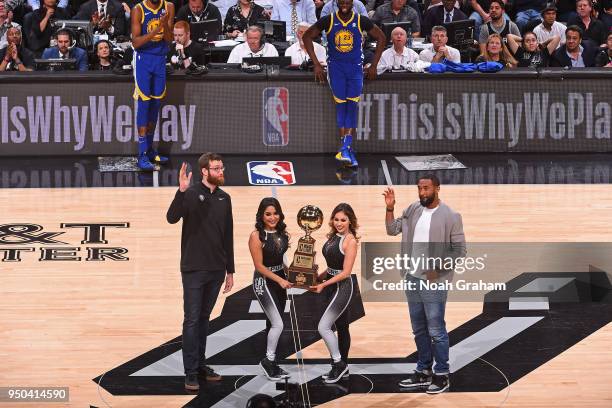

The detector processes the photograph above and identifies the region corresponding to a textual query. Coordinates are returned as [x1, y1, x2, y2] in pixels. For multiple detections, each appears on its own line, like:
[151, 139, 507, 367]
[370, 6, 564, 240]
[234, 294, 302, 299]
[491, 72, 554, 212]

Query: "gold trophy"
[287, 205, 324, 288]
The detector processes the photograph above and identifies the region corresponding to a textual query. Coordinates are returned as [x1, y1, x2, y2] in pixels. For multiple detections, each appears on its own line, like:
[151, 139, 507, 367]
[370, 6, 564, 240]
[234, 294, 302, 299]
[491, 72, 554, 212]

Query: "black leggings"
[320, 274, 352, 362]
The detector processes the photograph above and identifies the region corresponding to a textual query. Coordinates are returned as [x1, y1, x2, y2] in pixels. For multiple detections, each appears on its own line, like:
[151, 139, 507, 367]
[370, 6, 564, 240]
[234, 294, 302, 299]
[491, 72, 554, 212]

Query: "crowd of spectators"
[0, 0, 610, 71]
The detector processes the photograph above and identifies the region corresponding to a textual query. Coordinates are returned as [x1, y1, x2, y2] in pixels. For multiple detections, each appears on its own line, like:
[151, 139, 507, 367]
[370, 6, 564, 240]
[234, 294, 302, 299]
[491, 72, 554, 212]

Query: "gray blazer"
[386, 201, 466, 280]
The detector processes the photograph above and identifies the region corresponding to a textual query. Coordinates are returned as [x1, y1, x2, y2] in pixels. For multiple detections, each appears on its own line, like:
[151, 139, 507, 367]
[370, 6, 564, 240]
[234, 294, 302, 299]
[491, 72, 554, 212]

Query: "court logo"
[0, 223, 130, 262]
[263, 87, 289, 146]
[94, 271, 612, 407]
[247, 161, 295, 185]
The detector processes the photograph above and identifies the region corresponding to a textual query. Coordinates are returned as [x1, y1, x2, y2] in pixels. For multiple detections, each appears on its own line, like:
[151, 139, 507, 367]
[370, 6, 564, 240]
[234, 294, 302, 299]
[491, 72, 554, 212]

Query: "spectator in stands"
[569, 0, 607, 46]
[74, 0, 128, 38]
[469, 0, 510, 36]
[0, 26, 33, 70]
[475, 32, 517, 66]
[533, 3, 566, 47]
[176, 0, 222, 35]
[419, 25, 460, 61]
[27, 0, 68, 11]
[271, 0, 316, 38]
[284, 21, 325, 64]
[41, 28, 88, 70]
[377, 26, 419, 72]
[513, 0, 546, 33]
[314, 0, 323, 18]
[223, 0, 266, 38]
[594, 31, 612, 66]
[599, 0, 612, 30]
[556, 0, 577, 23]
[322, 0, 368, 17]
[506, 31, 560, 66]
[365, 0, 420, 17]
[92, 39, 118, 69]
[226, 24, 278, 62]
[478, 0, 520, 54]
[210, 0, 234, 21]
[168, 20, 206, 68]
[551, 24, 598, 65]
[422, 0, 467, 38]
[0, 0, 20, 49]
[371, 0, 421, 37]
[29, 0, 70, 56]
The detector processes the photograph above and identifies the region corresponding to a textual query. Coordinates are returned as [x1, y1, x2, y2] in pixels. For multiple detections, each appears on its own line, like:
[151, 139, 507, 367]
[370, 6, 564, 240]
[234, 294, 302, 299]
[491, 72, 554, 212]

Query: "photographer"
[0, 26, 33, 70]
[74, 0, 127, 38]
[167, 20, 205, 69]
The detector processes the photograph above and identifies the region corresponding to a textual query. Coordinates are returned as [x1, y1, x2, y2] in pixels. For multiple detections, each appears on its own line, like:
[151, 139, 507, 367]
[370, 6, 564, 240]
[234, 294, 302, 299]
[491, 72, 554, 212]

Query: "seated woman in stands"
[475, 33, 517, 68]
[506, 32, 560, 68]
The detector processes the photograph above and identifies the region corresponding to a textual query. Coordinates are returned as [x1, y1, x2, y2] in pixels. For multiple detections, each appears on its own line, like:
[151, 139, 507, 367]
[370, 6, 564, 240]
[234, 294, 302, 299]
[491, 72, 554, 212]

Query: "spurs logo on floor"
[0, 222, 130, 262]
[94, 271, 612, 407]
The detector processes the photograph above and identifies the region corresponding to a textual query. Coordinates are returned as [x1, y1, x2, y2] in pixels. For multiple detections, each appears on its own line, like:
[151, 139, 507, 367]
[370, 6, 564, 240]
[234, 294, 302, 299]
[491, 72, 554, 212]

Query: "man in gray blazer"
[384, 174, 465, 394]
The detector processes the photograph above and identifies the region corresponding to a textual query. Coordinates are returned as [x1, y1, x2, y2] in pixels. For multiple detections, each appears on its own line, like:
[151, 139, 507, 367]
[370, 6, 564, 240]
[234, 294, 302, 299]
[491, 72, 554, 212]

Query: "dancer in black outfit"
[310, 203, 358, 384]
[249, 197, 293, 381]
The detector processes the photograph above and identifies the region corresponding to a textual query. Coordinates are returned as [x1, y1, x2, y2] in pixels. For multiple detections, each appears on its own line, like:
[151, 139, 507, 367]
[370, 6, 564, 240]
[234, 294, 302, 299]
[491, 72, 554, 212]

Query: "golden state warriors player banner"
[302, 0, 386, 168]
[131, 0, 175, 170]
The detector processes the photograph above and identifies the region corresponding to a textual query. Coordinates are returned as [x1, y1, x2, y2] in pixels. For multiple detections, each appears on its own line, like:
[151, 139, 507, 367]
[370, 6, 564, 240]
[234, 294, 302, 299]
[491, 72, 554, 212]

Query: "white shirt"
[377, 46, 420, 74]
[271, 0, 317, 36]
[227, 42, 279, 63]
[418, 43, 461, 63]
[533, 21, 566, 48]
[411, 206, 438, 278]
[284, 41, 326, 64]
[413, 206, 438, 243]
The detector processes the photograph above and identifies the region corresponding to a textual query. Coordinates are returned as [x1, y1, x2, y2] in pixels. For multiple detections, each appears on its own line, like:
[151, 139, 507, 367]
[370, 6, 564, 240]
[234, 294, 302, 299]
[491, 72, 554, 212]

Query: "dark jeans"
[181, 269, 225, 375]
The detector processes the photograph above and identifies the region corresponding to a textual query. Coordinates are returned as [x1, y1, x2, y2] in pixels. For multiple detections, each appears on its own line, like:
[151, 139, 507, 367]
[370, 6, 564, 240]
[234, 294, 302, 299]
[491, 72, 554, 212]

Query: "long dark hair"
[255, 197, 288, 241]
[327, 203, 359, 241]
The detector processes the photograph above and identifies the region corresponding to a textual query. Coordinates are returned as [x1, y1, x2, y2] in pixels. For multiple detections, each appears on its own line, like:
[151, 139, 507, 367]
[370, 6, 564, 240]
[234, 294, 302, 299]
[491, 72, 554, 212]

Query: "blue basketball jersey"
[135, 0, 169, 55]
[325, 11, 364, 64]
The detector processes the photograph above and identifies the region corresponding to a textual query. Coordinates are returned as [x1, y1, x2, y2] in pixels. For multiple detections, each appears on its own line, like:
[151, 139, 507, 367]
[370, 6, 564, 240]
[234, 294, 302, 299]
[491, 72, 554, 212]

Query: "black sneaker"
[185, 373, 199, 391]
[260, 357, 282, 381]
[322, 361, 349, 380]
[426, 374, 449, 394]
[324, 361, 349, 384]
[398, 370, 433, 388]
[198, 365, 222, 381]
[275, 364, 290, 379]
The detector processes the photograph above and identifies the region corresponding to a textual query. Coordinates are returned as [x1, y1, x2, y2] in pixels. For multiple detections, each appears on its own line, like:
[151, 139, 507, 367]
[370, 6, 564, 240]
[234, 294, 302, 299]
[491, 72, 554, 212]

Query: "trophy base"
[287, 266, 317, 289]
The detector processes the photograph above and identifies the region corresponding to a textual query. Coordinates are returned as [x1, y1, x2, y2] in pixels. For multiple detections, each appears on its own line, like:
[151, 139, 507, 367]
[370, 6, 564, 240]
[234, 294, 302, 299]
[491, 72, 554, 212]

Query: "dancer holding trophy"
[249, 197, 293, 381]
[310, 203, 358, 383]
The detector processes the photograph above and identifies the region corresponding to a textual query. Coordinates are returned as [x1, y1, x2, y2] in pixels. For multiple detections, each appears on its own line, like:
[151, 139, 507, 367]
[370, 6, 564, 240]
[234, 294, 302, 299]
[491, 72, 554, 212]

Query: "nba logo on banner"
[263, 87, 289, 146]
[247, 161, 295, 185]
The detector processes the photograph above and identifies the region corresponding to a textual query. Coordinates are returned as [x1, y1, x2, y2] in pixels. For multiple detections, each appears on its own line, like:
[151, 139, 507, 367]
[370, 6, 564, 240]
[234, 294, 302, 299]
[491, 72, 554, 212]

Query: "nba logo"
[247, 161, 296, 185]
[263, 87, 289, 146]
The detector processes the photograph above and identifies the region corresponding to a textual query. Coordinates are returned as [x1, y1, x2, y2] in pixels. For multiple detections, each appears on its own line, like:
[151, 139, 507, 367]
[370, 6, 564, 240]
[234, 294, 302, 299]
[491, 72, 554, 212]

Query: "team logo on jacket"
[247, 161, 295, 185]
[263, 87, 289, 146]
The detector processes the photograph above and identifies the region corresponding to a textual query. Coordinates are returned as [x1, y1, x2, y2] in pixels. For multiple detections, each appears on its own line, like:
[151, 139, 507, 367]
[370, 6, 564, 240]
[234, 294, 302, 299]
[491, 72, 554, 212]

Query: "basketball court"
[1, 153, 611, 407]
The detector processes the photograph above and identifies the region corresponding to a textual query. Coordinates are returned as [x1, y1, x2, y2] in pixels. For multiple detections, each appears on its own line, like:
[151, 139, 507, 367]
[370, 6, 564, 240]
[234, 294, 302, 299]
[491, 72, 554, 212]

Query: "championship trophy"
[287, 205, 324, 288]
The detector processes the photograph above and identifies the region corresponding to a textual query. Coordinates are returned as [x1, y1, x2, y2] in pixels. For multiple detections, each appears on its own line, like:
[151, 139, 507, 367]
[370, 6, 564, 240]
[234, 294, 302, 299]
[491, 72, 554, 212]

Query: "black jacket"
[74, 0, 128, 37]
[551, 43, 598, 67]
[166, 184, 235, 274]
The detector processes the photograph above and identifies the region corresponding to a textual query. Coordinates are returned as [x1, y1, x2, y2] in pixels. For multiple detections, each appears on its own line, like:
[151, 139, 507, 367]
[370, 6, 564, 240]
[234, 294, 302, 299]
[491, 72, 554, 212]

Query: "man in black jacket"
[74, 0, 127, 38]
[166, 152, 234, 392]
[551, 25, 598, 67]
